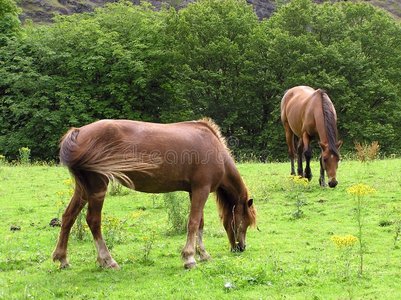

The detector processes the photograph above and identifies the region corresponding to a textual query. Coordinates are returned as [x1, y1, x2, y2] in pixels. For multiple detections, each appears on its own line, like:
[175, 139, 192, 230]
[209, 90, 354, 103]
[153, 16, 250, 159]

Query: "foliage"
[0, 0, 21, 47]
[1, 0, 401, 161]
[18, 146, 30, 165]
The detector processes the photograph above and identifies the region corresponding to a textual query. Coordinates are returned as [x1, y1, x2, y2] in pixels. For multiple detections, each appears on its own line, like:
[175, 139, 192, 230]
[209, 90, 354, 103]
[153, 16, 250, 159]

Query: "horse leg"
[284, 123, 296, 175]
[297, 139, 304, 177]
[319, 156, 327, 187]
[302, 133, 312, 181]
[52, 185, 87, 268]
[182, 186, 210, 269]
[196, 212, 211, 261]
[189, 192, 210, 261]
[85, 177, 119, 269]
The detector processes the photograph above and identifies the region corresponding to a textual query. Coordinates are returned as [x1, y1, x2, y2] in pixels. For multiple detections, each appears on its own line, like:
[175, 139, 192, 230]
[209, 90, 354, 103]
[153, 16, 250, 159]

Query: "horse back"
[281, 86, 318, 136]
[60, 119, 229, 193]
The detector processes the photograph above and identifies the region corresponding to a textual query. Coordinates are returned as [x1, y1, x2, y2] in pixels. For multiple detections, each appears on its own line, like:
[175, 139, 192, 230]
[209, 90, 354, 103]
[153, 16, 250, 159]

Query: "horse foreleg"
[319, 156, 326, 187]
[297, 139, 304, 177]
[302, 133, 313, 181]
[86, 188, 119, 269]
[182, 186, 209, 269]
[196, 213, 211, 262]
[52, 186, 87, 268]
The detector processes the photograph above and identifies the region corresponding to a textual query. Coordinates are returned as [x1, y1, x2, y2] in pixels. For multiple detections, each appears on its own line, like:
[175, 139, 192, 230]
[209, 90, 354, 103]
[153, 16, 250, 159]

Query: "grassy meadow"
[1, 159, 401, 299]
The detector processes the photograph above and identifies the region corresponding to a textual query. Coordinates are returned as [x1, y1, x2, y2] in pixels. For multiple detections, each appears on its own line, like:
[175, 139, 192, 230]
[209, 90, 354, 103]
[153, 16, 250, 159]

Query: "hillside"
[18, 0, 401, 24]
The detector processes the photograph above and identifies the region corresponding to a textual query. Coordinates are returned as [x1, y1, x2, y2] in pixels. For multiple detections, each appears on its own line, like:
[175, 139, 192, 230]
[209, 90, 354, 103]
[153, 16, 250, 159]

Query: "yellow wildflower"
[347, 184, 376, 196]
[289, 175, 309, 187]
[331, 234, 358, 248]
[63, 178, 74, 186]
[132, 211, 143, 219]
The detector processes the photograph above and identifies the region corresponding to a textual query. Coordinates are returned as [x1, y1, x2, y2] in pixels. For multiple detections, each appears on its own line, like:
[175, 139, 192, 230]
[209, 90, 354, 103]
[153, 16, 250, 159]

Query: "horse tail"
[59, 128, 92, 195]
[59, 128, 81, 168]
[59, 127, 158, 190]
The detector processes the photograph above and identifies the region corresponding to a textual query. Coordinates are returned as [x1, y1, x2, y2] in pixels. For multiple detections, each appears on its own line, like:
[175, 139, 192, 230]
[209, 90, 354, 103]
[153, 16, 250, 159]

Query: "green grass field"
[1, 160, 401, 299]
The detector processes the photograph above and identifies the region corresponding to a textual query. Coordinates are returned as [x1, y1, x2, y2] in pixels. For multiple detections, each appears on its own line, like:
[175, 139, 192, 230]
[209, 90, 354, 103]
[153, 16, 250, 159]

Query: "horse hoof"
[98, 257, 120, 270]
[184, 260, 196, 270]
[108, 261, 120, 270]
[52, 253, 70, 269]
[60, 262, 70, 269]
[199, 253, 211, 262]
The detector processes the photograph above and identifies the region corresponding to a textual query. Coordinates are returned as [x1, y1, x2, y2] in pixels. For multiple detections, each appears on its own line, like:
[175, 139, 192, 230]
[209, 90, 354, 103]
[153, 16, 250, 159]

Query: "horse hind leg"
[284, 123, 296, 175]
[85, 175, 119, 269]
[52, 184, 87, 268]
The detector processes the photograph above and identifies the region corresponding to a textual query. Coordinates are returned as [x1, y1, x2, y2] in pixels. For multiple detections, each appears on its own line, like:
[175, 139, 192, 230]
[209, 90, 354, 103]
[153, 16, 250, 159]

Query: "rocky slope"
[18, 0, 400, 24]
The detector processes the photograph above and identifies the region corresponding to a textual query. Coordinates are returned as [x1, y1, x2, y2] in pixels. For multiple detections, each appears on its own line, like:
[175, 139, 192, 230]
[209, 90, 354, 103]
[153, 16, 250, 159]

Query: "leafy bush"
[163, 192, 188, 235]
[1, 0, 401, 160]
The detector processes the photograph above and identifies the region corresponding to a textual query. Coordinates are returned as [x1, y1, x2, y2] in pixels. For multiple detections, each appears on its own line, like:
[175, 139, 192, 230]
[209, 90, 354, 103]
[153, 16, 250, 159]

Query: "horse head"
[222, 198, 256, 252]
[320, 141, 342, 188]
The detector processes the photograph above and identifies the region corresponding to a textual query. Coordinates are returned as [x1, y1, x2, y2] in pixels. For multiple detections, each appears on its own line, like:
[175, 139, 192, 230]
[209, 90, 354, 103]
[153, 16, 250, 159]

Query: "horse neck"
[221, 158, 248, 203]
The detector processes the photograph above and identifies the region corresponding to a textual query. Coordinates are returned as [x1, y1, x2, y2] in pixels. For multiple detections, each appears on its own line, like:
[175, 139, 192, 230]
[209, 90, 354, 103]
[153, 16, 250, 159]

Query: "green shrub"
[163, 192, 188, 235]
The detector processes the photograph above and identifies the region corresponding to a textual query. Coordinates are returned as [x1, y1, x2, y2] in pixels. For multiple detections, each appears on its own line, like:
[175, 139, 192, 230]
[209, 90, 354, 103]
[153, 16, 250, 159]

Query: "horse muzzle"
[231, 243, 246, 252]
[328, 180, 338, 188]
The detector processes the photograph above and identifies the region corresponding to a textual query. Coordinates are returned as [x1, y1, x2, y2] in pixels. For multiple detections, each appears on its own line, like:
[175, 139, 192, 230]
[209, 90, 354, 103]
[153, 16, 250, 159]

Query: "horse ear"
[336, 140, 343, 149]
[319, 142, 327, 150]
[247, 199, 253, 207]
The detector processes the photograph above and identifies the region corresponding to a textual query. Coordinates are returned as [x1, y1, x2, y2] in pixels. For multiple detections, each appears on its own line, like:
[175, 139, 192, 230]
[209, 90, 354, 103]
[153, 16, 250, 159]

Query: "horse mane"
[216, 187, 256, 228]
[197, 118, 229, 152]
[319, 90, 340, 158]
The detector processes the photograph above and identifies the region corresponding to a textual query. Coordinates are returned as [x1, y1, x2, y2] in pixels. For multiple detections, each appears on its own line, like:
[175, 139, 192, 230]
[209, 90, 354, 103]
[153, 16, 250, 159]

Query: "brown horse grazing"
[52, 118, 256, 269]
[281, 86, 342, 188]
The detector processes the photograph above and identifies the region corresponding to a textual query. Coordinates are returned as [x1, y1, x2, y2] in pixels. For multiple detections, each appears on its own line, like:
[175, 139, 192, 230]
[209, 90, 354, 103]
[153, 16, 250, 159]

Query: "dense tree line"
[1, 0, 401, 161]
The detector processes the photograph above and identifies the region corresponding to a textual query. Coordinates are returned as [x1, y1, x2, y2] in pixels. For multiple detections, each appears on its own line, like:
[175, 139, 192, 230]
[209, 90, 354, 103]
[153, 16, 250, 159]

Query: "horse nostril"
[329, 181, 338, 188]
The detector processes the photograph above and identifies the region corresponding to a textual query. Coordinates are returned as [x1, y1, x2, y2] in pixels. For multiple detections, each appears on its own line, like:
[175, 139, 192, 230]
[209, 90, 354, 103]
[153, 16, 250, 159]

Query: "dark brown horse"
[52, 118, 256, 269]
[281, 86, 342, 188]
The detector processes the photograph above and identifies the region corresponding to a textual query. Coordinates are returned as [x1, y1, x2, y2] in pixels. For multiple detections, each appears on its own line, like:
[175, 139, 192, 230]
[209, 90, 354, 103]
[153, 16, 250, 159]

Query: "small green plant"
[392, 208, 401, 249]
[347, 183, 376, 277]
[103, 214, 127, 250]
[73, 207, 88, 241]
[394, 219, 401, 249]
[140, 231, 156, 266]
[18, 147, 31, 165]
[287, 175, 310, 220]
[331, 234, 358, 280]
[108, 181, 129, 196]
[0, 154, 6, 165]
[163, 192, 189, 235]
